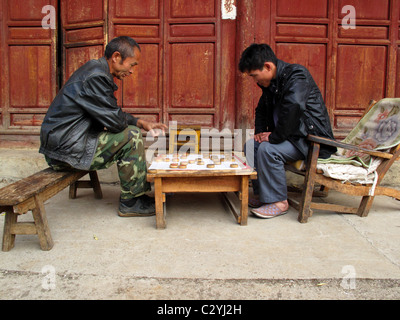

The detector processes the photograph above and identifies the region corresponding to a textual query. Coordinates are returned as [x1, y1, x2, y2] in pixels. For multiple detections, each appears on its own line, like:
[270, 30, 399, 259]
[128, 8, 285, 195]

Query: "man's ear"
[111, 51, 122, 63]
[263, 62, 274, 72]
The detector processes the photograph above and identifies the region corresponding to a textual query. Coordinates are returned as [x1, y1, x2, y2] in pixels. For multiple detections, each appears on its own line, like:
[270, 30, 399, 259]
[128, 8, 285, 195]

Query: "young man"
[239, 43, 336, 219]
[40, 36, 167, 217]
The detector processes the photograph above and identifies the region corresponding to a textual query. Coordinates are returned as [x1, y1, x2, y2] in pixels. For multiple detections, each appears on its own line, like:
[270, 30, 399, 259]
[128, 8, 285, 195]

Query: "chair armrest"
[307, 134, 393, 160]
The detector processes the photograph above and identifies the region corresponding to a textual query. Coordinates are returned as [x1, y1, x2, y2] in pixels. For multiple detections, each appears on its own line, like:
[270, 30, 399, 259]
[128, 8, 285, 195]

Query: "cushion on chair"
[316, 98, 400, 183]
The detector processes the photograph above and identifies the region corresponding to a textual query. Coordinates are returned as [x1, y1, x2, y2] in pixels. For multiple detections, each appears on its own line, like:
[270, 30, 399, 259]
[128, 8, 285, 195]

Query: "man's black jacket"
[40, 57, 139, 170]
[255, 59, 336, 159]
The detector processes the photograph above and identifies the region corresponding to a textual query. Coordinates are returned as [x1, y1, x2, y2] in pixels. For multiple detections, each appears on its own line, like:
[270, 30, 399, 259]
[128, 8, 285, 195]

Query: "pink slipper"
[248, 198, 265, 208]
[251, 203, 288, 219]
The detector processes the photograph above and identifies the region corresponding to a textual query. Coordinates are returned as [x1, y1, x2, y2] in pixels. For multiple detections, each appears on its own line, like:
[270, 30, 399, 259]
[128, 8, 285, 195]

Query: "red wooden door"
[108, 0, 237, 130]
[0, 0, 57, 140]
[257, 0, 400, 139]
[333, 0, 396, 137]
[61, 0, 106, 82]
[108, 0, 163, 121]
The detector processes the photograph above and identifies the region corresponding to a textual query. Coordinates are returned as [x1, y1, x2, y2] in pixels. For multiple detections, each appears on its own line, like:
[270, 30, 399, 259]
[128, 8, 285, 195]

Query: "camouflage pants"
[90, 126, 151, 200]
[46, 126, 150, 200]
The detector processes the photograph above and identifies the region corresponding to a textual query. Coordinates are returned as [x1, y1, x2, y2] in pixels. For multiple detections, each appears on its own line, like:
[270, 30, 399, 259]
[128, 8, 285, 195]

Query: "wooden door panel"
[65, 0, 103, 23]
[338, 26, 389, 40]
[338, 0, 390, 20]
[9, 46, 52, 108]
[170, 43, 214, 108]
[108, 0, 228, 129]
[268, 0, 400, 139]
[170, 0, 215, 18]
[168, 114, 214, 126]
[1, 0, 57, 134]
[276, 24, 327, 38]
[335, 45, 387, 110]
[114, 25, 160, 39]
[275, 43, 327, 97]
[109, 0, 162, 122]
[114, 0, 160, 19]
[0, 4, 3, 130]
[8, 0, 50, 21]
[61, 0, 106, 83]
[170, 24, 215, 37]
[276, 0, 328, 18]
[122, 44, 160, 108]
[65, 27, 104, 43]
[334, 45, 387, 133]
[166, 0, 220, 128]
[65, 46, 104, 80]
[397, 47, 400, 97]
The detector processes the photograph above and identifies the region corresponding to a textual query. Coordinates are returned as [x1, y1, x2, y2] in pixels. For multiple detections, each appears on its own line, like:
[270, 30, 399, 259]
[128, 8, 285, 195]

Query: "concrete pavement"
[1, 184, 400, 300]
[0, 148, 399, 300]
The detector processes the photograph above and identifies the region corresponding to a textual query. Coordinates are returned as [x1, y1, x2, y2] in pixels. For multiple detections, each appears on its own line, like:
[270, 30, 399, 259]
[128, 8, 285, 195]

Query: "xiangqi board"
[148, 153, 249, 171]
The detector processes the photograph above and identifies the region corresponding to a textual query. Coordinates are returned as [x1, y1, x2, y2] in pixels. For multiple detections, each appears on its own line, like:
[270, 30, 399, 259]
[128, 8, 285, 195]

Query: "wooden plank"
[10, 222, 37, 235]
[374, 186, 400, 200]
[160, 176, 241, 193]
[0, 168, 88, 206]
[147, 169, 256, 179]
[307, 134, 394, 160]
[310, 202, 358, 214]
[13, 171, 89, 214]
[314, 174, 371, 196]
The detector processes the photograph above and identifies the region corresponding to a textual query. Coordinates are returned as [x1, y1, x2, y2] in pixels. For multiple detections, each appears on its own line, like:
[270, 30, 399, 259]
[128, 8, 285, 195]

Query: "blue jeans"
[245, 139, 304, 203]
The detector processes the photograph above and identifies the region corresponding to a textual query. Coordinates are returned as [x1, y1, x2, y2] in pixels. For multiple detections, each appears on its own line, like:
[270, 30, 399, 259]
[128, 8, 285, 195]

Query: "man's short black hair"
[104, 36, 141, 61]
[238, 43, 278, 73]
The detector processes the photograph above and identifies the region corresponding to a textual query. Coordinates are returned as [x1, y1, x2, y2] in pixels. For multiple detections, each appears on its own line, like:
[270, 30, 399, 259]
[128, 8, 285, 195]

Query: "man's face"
[110, 47, 141, 80]
[246, 62, 276, 88]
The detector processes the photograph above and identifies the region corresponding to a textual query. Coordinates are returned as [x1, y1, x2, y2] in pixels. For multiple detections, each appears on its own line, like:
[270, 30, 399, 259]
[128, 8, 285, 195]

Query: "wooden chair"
[169, 125, 201, 154]
[287, 98, 400, 223]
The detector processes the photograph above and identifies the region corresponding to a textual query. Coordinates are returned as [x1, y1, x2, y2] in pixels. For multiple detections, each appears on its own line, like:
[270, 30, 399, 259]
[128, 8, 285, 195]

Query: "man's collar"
[99, 57, 118, 90]
[268, 59, 288, 93]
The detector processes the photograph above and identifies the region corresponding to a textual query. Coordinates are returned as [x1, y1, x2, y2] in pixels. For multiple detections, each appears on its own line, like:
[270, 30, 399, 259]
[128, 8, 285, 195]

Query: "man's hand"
[254, 132, 271, 143]
[137, 119, 168, 137]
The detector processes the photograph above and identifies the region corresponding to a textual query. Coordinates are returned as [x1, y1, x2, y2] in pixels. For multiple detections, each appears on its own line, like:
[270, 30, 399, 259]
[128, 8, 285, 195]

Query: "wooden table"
[146, 160, 257, 229]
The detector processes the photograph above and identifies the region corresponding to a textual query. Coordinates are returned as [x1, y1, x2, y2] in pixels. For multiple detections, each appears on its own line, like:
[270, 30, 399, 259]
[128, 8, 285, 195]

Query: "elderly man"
[40, 36, 167, 217]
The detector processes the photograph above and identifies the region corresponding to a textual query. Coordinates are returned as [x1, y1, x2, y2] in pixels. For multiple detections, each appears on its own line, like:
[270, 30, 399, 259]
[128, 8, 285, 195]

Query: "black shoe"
[118, 195, 155, 217]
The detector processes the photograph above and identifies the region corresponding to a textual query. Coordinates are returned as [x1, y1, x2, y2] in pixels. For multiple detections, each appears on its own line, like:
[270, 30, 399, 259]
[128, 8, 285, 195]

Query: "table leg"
[154, 177, 166, 229]
[240, 176, 249, 226]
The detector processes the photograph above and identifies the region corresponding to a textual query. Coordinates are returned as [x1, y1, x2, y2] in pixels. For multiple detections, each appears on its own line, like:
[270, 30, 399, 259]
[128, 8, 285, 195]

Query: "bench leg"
[2, 207, 17, 252]
[69, 171, 103, 199]
[89, 171, 103, 199]
[32, 195, 54, 251]
[69, 181, 78, 199]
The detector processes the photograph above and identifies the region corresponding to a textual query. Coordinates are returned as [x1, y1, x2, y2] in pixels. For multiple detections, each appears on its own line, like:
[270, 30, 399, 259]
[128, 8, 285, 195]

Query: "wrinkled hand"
[254, 132, 271, 143]
[137, 119, 168, 137]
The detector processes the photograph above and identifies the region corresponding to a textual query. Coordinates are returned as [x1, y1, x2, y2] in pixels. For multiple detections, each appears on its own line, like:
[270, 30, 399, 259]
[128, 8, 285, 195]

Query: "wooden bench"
[0, 168, 102, 251]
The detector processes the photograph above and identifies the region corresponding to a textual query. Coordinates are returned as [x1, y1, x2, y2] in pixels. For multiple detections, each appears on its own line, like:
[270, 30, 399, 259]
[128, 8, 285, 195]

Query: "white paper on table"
[148, 154, 248, 171]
